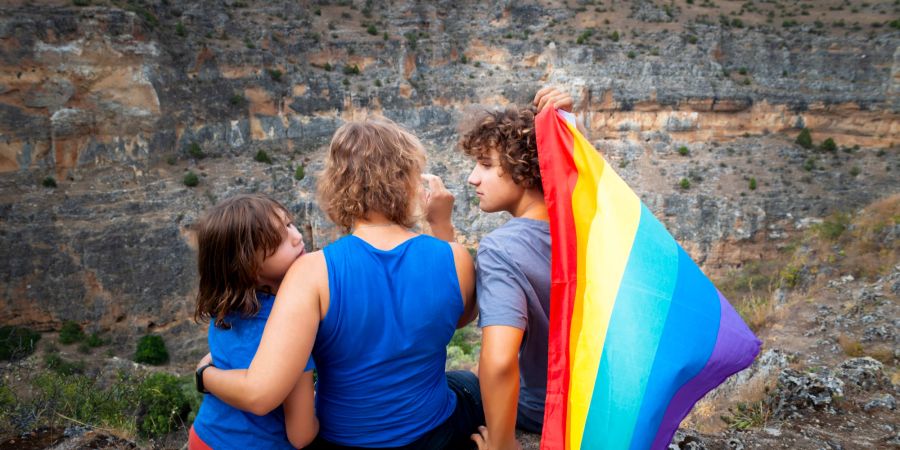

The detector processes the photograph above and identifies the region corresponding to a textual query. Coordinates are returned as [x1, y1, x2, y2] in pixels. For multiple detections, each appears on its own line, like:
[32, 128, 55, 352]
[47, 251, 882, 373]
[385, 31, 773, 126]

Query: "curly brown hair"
[459, 105, 542, 192]
[317, 118, 426, 232]
[194, 194, 290, 328]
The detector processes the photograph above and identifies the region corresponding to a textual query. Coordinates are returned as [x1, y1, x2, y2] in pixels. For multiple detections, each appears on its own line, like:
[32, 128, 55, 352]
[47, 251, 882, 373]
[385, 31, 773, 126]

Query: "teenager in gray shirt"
[425, 87, 574, 450]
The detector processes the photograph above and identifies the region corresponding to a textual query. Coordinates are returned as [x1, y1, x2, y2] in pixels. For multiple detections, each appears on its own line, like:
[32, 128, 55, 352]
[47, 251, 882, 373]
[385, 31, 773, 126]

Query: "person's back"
[313, 233, 462, 446]
[476, 218, 551, 432]
[194, 293, 295, 449]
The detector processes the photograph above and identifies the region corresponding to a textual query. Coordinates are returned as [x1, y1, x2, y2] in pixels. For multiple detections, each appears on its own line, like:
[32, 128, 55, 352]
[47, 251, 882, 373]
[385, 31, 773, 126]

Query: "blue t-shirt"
[476, 218, 551, 430]
[193, 292, 314, 449]
[314, 234, 462, 447]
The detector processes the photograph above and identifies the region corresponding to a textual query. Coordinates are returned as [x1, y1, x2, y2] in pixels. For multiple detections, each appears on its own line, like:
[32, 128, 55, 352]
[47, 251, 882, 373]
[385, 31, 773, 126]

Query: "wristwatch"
[196, 362, 214, 394]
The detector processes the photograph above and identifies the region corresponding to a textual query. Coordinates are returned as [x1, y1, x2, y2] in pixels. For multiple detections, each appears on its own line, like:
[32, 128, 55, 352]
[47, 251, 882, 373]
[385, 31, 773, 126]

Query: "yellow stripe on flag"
[565, 122, 642, 449]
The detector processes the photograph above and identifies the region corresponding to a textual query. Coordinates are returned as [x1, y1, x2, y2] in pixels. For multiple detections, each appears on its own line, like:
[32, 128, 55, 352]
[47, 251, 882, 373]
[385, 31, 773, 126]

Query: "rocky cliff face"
[1, 0, 898, 362]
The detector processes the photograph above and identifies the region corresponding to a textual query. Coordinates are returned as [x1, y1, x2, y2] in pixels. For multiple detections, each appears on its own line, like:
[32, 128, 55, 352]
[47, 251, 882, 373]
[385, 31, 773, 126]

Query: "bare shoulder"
[448, 242, 474, 266]
[284, 250, 327, 283]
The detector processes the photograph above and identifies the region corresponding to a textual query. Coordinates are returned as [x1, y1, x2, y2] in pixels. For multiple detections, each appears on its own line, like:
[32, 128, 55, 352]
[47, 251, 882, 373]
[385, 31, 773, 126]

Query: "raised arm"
[422, 173, 456, 242]
[201, 251, 327, 415]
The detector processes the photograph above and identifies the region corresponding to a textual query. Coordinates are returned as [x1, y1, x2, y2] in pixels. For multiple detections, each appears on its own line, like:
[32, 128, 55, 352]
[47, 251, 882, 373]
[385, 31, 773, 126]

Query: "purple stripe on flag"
[649, 291, 761, 449]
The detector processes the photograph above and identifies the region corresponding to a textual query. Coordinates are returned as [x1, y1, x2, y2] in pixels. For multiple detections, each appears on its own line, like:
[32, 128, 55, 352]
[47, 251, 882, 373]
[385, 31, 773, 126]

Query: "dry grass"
[838, 334, 865, 357]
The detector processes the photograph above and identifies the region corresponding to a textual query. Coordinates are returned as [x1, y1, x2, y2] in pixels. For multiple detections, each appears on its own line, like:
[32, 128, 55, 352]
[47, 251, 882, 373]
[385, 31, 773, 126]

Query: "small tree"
[255, 150, 273, 164]
[820, 138, 837, 152]
[183, 171, 199, 187]
[679, 178, 691, 190]
[294, 165, 306, 181]
[42, 176, 57, 188]
[59, 321, 85, 344]
[796, 128, 813, 149]
[134, 335, 169, 365]
[267, 68, 283, 82]
[749, 177, 757, 190]
[677, 146, 690, 156]
[187, 142, 205, 159]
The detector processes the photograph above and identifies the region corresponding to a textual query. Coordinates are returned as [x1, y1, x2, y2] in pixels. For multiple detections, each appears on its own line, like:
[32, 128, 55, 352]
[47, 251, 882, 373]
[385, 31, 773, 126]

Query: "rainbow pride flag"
[536, 108, 761, 450]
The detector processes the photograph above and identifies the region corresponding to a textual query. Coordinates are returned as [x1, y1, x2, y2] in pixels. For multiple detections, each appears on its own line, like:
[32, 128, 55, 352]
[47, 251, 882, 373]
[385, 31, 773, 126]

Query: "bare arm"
[450, 242, 477, 328]
[284, 370, 319, 449]
[201, 251, 326, 415]
[478, 325, 525, 450]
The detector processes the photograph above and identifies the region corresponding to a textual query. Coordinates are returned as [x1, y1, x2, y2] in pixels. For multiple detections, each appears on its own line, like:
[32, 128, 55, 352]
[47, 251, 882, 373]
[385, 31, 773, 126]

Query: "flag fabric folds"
[536, 108, 761, 450]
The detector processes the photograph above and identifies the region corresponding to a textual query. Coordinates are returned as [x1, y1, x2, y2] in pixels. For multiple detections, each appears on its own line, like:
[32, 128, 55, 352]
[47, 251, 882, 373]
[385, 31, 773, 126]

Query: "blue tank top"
[193, 292, 314, 449]
[314, 234, 464, 447]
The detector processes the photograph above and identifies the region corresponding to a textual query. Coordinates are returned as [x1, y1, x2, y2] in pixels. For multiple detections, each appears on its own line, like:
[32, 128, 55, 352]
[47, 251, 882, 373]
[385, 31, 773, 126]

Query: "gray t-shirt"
[476, 218, 551, 430]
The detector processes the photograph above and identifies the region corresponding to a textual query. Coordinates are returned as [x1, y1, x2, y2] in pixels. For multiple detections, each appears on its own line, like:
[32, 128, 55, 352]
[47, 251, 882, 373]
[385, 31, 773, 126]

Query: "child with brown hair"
[190, 193, 317, 449]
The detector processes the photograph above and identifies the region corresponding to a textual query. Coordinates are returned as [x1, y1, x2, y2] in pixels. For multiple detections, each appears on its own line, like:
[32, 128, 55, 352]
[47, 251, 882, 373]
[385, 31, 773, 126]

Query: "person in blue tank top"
[197, 118, 485, 449]
[190, 194, 318, 450]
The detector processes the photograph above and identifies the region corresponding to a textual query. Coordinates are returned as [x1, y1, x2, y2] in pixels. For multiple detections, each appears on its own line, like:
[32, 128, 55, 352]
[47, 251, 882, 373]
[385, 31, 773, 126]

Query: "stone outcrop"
[0, 1, 897, 365]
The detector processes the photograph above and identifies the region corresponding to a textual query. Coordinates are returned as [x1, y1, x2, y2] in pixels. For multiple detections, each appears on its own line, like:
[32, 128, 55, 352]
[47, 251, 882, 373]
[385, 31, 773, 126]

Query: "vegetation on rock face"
[679, 178, 691, 189]
[0, 326, 40, 361]
[187, 142, 205, 159]
[254, 149, 273, 164]
[796, 128, 813, 149]
[820, 137, 837, 153]
[1, 367, 199, 441]
[294, 164, 305, 181]
[59, 321, 85, 345]
[41, 176, 57, 188]
[134, 335, 169, 365]
[183, 171, 199, 187]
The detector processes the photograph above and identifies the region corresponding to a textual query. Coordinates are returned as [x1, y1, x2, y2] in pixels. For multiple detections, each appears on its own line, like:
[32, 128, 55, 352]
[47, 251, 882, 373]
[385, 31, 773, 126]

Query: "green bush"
[609, 30, 620, 42]
[86, 333, 105, 348]
[187, 142, 205, 159]
[679, 178, 691, 190]
[815, 213, 851, 241]
[627, 51, 636, 59]
[42, 176, 57, 188]
[749, 177, 757, 190]
[366, 24, 377, 35]
[229, 93, 246, 107]
[137, 373, 190, 437]
[294, 165, 305, 181]
[45, 353, 85, 375]
[26, 369, 194, 438]
[254, 150, 273, 164]
[0, 326, 41, 361]
[677, 146, 690, 156]
[267, 68, 283, 81]
[820, 137, 837, 152]
[343, 64, 361, 75]
[802, 157, 815, 171]
[183, 171, 199, 187]
[849, 166, 861, 177]
[796, 128, 813, 149]
[59, 321, 85, 344]
[134, 335, 169, 365]
[175, 22, 186, 37]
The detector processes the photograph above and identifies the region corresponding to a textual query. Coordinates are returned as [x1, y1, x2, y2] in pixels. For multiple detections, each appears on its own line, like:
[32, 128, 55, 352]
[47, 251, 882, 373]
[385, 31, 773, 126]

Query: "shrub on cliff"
[820, 138, 837, 153]
[0, 326, 40, 361]
[137, 373, 191, 437]
[267, 68, 283, 81]
[42, 176, 57, 188]
[679, 178, 691, 190]
[254, 150, 273, 164]
[187, 142, 205, 159]
[59, 321, 85, 345]
[294, 165, 305, 181]
[183, 171, 199, 187]
[796, 128, 813, 149]
[134, 335, 169, 365]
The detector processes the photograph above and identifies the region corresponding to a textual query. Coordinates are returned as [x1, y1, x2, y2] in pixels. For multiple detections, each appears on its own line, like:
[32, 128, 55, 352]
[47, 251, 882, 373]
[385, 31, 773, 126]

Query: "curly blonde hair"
[317, 118, 426, 232]
[459, 106, 542, 192]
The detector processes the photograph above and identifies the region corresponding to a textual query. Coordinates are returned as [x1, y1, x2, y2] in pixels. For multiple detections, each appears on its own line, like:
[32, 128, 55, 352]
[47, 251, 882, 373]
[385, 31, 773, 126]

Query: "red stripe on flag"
[536, 108, 579, 450]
